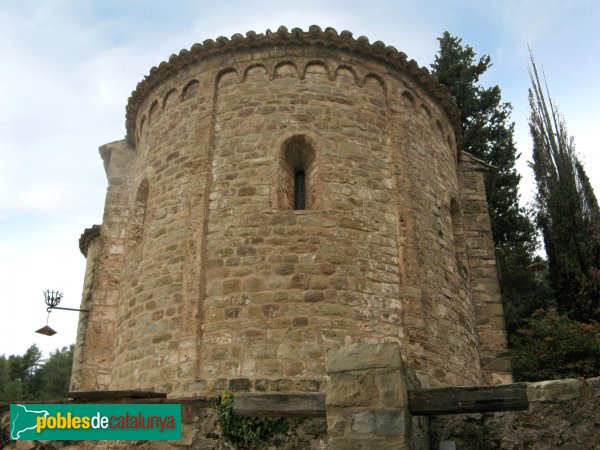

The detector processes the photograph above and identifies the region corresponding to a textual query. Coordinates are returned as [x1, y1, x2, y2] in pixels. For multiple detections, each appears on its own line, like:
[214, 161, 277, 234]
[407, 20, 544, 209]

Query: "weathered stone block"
[228, 378, 251, 391]
[351, 409, 408, 436]
[304, 291, 324, 302]
[527, 378, 581, 402]
[327, 342, 403, 373]
[327, 372, 378, 406]
[274, 263, 295, 275]
[291, 273, 310, 289]
[376, 369, 409, 407]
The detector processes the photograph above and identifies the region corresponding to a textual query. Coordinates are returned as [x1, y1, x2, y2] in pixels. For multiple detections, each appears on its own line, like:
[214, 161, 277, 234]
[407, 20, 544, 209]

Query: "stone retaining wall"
[430, 376, 600, 450]
[2, 343, 599, 449]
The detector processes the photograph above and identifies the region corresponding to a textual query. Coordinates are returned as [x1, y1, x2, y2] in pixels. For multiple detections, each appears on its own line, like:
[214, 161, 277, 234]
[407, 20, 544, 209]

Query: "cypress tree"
[528, 54, 600, 322]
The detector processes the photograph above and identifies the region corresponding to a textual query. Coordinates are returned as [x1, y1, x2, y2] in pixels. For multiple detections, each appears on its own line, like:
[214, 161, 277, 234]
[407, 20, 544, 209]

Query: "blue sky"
[1, 0, 599, 358]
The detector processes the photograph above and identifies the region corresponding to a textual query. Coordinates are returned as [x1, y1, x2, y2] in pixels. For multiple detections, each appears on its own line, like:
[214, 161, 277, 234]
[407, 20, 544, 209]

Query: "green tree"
[431, 32, 547, 335]
[0, 344, 73, 401]
[30, 345, 74, 400]
[0, 355, 23, 402]
[528, 54, 600, 322]
[7, 345, 41, 380]
[3, 344, 43, 400]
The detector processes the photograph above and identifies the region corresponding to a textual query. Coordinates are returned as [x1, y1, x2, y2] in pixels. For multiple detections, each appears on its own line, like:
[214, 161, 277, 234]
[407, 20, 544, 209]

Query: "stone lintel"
[326, 342, 403, 373]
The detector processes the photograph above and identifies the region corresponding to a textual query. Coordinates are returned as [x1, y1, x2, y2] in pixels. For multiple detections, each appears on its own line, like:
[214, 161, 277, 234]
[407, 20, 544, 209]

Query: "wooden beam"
[408, 383, 529, 415]
[232, 383, 529, 418]
[234, 393, 326, 418]
[67, 390, 167, 400]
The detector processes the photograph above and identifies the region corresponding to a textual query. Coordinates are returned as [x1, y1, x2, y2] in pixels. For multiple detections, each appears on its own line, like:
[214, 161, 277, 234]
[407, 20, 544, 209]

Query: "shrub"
[216, 391, 299, 449]
[511, 309, 600, 381]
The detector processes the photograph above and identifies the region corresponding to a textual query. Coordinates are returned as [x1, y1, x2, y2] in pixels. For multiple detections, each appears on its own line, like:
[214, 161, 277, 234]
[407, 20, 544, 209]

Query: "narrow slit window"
[280, 135, 316, 210]
[294, 170, 306, 210]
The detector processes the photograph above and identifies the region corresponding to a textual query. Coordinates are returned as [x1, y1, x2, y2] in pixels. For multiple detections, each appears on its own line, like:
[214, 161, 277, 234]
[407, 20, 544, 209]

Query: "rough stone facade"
[430, 377, 600, 450]
[71, 26, 508, 397]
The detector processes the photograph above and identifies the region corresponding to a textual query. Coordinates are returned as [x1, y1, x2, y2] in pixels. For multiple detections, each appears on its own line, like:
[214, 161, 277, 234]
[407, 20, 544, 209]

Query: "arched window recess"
[129, 179, 149, 244]
[280, 135, 317, 211]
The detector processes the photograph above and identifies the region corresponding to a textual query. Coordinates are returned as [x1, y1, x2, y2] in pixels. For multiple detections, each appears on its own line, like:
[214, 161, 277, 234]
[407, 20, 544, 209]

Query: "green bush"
[216, 391, 299, 449]
[511, 309, 600, 381]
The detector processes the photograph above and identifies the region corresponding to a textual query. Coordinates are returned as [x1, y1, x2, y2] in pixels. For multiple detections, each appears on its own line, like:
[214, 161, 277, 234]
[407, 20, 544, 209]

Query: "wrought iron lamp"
[35, 290, 89, 336]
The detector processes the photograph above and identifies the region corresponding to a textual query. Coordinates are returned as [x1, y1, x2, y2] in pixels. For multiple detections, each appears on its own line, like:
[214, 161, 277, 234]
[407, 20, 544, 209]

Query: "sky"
[1, 0, 599, 359]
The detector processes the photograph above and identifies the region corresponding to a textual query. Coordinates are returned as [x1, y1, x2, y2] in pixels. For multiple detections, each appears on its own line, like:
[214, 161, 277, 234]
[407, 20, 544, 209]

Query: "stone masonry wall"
[458, 152, 511, 384]
[109, 61, 213, 394]
[396, 102, 481, 387]
[430, 377, 600, 450]
[71, 140, 136, 391]
[200, 53, 407, 386]
[70, 27, 507, 395]
[70, 226, 100, 391]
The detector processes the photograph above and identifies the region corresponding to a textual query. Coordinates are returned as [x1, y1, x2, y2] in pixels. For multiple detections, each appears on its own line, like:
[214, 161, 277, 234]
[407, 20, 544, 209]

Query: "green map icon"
[9, 403, 182, 440]
[10, 404, 49, 440]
